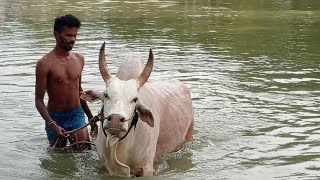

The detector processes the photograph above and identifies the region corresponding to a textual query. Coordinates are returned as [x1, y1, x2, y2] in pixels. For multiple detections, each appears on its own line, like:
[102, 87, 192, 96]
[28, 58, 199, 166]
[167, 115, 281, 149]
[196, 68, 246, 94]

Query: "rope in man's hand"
[52, 115, 100, 150]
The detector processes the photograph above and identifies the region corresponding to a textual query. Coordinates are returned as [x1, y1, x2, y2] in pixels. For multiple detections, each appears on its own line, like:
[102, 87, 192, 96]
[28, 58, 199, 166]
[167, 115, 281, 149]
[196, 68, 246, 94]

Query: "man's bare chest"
[48, 62, 82, 84]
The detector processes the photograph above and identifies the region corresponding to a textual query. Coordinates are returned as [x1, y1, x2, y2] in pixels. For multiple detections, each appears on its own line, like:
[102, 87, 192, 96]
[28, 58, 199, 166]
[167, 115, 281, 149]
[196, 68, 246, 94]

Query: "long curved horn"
[137, 49, 154, 86]
[99, 42, 111, 82]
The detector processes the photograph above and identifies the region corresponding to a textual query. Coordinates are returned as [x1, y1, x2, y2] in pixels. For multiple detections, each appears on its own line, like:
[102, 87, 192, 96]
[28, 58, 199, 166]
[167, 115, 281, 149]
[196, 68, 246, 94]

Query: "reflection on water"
[0, 0, 319, 179]
[39, 151, 106, 179]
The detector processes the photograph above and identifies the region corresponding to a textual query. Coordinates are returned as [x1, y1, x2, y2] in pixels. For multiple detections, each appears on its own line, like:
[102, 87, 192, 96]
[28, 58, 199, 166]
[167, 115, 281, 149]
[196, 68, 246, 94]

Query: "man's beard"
[61, 38, 74, 51]
[62, 43, 73, 51]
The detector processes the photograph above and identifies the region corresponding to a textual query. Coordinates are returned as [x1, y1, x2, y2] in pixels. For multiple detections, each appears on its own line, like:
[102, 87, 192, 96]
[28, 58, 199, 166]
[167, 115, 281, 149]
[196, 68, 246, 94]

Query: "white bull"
[81, 42, 194, 177]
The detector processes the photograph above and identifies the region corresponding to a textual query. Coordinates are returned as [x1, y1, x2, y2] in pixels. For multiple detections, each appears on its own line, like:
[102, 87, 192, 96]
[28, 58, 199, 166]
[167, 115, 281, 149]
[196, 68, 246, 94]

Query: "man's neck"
[53, 47, 70, 57]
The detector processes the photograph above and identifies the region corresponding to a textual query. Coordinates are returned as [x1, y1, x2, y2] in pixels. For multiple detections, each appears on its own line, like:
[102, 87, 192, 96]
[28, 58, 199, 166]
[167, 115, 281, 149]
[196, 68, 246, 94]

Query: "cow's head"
[81, 42, 154, 138]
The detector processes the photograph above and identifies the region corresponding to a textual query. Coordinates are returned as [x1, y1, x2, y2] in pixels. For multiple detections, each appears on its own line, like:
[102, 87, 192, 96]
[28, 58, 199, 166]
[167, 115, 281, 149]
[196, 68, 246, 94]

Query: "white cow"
[81, 42, 194, 177]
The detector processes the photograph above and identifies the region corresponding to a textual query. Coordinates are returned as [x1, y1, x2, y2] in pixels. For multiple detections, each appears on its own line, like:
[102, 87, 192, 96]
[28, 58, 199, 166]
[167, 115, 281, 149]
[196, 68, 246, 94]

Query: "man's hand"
[50, 122, 70, 138]
[89, 116, 99, 137]
[90, 123, 98, 137]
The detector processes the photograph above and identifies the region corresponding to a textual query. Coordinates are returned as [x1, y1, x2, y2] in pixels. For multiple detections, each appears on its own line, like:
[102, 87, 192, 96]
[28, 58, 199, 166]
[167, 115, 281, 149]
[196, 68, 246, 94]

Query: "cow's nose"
[107, 114, 126, 122]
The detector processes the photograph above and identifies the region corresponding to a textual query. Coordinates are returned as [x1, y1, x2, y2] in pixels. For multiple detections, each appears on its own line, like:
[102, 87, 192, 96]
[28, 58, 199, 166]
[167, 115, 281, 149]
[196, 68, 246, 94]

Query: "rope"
[66, 121, 91, 134]
[51, 115, 100, 151]
[51, 107, 139, 150]
[52, 141, 96, 151]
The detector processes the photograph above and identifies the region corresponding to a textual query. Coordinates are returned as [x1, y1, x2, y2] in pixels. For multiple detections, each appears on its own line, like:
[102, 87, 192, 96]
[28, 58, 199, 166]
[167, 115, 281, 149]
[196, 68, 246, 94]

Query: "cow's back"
[116, 54, 144, 80]
[139, 80, 194, 155]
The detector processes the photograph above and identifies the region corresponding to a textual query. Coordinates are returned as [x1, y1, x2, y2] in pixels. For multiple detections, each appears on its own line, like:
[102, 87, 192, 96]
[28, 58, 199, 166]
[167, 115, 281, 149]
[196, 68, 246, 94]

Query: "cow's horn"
[99, 42, 111, 82]
[137, 49, 154, 86]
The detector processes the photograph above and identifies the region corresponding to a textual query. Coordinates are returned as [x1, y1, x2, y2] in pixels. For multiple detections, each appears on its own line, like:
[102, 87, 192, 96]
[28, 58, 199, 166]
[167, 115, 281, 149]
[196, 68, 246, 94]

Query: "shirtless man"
[35, 14, 98, 151]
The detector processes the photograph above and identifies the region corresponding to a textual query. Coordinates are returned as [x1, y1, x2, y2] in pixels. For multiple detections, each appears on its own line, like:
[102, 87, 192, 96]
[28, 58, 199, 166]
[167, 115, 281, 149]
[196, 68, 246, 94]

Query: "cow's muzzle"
[98, 105, 139, 141]
[105, 114, 127, 136]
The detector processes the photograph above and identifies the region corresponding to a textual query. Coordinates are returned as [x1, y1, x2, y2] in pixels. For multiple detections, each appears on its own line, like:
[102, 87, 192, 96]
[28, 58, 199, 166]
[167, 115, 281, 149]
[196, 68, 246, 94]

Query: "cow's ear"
[80, 90, 103, 103]
[136, 99, 154, 127]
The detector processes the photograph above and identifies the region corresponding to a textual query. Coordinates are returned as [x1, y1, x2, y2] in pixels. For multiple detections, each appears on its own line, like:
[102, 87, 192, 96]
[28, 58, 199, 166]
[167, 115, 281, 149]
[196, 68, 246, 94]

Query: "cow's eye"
[104, 92, 109, 99]
[131, 97, 138, 103]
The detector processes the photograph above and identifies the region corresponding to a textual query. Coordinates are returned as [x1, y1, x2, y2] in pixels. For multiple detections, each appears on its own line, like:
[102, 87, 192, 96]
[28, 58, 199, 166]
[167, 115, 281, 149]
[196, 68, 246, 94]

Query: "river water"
[0, 0, 319, 179]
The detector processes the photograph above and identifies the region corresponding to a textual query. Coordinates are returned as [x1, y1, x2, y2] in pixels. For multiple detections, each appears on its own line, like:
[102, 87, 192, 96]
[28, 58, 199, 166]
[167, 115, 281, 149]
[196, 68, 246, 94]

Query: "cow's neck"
[105, 135, 131, 176]
[104, 124, 153, 176]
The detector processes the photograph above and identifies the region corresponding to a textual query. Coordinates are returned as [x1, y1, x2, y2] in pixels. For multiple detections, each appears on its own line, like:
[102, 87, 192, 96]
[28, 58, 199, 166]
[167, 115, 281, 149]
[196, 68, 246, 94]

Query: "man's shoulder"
[72, 52, 85, 66]
[35, 53, 53, 75]
[72, 51, 84, 60]
[37, 52, 53, 67]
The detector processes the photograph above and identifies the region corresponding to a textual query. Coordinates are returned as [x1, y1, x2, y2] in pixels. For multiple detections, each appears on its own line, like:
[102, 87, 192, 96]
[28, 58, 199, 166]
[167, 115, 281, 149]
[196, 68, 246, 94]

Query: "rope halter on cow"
[97, 105, 139, 142]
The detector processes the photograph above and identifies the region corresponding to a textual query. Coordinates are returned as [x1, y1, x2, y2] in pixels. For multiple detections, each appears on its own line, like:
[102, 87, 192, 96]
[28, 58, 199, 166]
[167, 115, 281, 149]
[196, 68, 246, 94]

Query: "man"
[35, 14, 98, 151]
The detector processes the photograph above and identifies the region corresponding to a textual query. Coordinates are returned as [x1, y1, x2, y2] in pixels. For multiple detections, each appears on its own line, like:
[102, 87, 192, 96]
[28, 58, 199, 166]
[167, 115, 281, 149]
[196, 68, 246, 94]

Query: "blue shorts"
[45, 106, 86, 142]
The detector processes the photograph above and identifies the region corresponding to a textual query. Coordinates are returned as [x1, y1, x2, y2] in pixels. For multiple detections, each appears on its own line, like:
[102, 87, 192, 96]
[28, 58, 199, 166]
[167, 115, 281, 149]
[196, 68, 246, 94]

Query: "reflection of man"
[0, 6, 6, 32]
[35, 14, 98, 151]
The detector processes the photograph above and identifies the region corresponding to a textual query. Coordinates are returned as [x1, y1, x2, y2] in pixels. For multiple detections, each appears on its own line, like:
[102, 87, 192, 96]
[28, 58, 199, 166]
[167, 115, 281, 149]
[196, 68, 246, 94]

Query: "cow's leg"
[185, 119, 194, 140]
[137, 161, 154, 176]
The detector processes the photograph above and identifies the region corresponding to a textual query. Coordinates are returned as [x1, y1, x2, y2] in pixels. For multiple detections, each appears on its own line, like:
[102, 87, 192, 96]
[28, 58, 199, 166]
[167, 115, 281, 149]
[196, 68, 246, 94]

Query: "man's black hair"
[54, 14, 81, 32]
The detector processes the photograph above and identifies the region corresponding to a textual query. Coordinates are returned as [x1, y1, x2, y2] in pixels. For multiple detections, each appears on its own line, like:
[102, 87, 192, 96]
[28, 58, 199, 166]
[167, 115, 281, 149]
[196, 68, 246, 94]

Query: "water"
[0, 0, 319, 179]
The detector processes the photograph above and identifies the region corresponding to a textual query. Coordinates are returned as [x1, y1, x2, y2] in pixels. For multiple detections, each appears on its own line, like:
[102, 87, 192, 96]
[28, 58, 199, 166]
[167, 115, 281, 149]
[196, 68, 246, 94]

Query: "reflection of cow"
[81, 42, 194, 177]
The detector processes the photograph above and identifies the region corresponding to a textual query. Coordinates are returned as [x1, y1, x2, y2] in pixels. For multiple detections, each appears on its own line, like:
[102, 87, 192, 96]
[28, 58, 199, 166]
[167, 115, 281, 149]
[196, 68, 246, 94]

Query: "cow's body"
[116, 56, 194, 155]
[82, 44, 194, 177]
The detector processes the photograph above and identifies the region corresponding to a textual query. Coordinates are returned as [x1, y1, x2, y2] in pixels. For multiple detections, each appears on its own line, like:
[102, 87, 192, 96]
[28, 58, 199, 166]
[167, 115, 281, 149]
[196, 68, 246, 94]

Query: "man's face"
[56, 26, 78, 51]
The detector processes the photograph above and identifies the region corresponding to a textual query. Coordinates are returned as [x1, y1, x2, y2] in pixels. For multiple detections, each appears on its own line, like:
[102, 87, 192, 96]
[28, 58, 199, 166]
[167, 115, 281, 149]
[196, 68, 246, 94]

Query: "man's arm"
[80, 84, 98, 136]
[80, 84, 94, 120]
[35, 60, 68, 138]
[78, 55, 98, 136]
[35, 60, 54, 124]
[78, 54, 93, 119]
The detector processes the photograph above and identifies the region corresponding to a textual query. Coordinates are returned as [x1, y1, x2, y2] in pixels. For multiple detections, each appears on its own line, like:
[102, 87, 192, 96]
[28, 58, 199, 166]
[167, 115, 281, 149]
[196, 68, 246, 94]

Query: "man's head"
[54, 14, 81, 51]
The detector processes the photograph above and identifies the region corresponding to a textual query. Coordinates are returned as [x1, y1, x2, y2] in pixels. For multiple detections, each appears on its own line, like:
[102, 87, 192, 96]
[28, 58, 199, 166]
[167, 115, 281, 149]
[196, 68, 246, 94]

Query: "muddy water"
[0, 0, 319, 179]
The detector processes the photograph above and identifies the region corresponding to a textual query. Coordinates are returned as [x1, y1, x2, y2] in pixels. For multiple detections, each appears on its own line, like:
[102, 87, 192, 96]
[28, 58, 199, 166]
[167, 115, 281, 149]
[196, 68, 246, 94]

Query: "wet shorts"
[45, 106, 86, 142]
